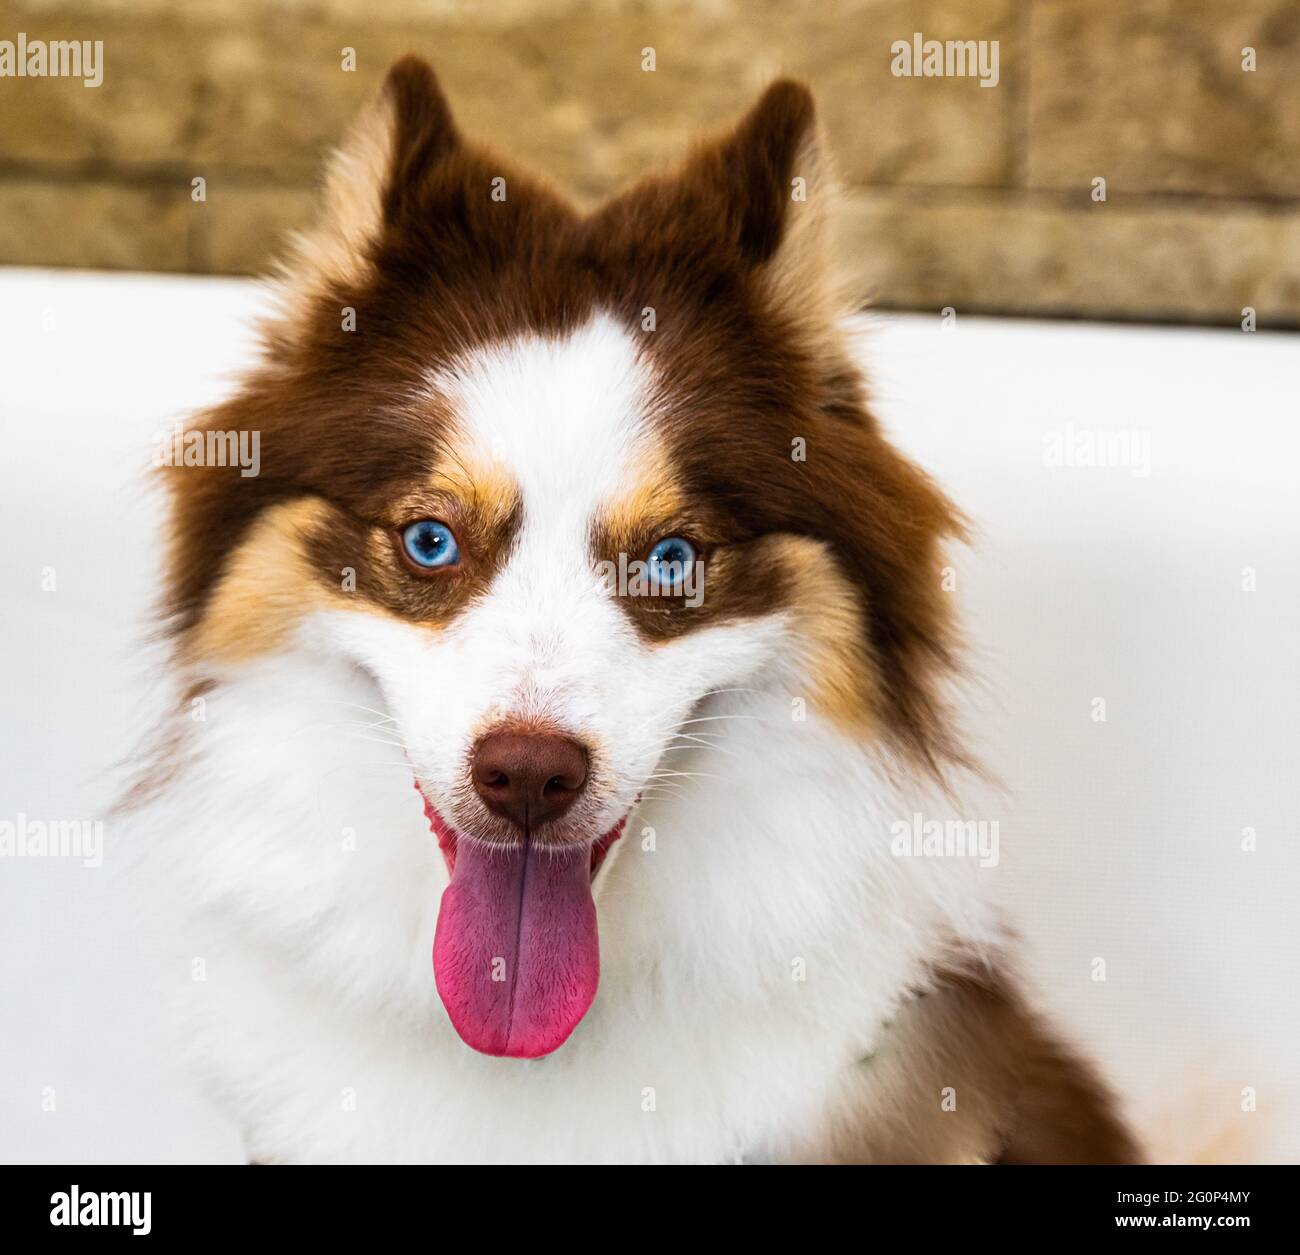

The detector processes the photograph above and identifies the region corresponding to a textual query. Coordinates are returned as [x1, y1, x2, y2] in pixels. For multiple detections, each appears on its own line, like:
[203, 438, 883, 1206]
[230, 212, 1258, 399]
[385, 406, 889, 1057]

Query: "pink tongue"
[433, 837, 599, 1059]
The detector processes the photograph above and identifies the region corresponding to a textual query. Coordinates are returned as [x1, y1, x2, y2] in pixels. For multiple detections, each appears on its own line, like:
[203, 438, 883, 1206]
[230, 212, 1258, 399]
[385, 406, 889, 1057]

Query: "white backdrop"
[1, 269, 1296, 1163]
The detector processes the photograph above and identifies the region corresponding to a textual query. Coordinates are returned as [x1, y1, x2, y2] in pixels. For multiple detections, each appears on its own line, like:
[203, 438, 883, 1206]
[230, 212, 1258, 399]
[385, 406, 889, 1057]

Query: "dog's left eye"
[647, 536, 696, 587]
[401, 520, 460, 569]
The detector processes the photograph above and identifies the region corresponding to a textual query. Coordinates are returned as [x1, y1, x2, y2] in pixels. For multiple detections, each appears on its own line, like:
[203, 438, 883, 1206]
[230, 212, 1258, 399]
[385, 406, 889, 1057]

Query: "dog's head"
[162, 58, 963, 1058]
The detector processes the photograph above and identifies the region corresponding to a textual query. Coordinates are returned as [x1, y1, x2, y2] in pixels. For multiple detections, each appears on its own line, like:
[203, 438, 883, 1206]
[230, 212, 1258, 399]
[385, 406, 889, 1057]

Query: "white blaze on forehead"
[428, 313, 658, 536]
[420, 314, 666, 738]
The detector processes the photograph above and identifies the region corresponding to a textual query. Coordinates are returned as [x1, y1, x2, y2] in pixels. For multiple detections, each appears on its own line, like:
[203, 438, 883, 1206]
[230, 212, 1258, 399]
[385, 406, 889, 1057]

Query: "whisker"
[342, 734, 411, 751]
[673, 714, 762, 727]
[332, 701, 399, 725]
[664, 733, 738, 756]
[331, 719, 404, 737]
[338, 723, 408, 743]
[645, 769, 722, 782]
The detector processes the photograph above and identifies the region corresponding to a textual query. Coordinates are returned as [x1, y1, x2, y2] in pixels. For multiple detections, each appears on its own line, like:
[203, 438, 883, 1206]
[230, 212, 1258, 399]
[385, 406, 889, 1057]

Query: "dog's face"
[335, 314, 778, 849]
[163, 59, 961, 1059]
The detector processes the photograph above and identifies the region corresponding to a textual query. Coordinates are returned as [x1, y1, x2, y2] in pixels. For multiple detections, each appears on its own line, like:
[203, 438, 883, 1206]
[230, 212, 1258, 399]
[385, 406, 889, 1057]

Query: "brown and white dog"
[134, 58, 1138, 1163]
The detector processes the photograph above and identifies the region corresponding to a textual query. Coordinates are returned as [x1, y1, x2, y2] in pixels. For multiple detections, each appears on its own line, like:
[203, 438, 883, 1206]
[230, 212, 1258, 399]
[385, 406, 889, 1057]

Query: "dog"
[130, 57, 1138, 1163]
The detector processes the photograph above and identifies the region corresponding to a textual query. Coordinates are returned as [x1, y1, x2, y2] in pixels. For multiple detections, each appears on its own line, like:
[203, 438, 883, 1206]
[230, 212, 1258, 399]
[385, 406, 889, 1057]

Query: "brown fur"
[808, 962, 1142, 1164]
[152, 56, 1139, 1165]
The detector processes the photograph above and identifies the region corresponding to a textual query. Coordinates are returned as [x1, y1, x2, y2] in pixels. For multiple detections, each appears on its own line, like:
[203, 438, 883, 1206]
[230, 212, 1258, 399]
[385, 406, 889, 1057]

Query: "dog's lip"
[413, 781, 628, 881]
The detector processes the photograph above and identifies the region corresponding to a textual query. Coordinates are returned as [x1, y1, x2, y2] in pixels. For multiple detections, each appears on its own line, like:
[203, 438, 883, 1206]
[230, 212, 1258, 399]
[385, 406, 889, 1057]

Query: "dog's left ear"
[598, 79, 833, 316]
[709, 81, 824, 258]
[681, 79, 836, 315]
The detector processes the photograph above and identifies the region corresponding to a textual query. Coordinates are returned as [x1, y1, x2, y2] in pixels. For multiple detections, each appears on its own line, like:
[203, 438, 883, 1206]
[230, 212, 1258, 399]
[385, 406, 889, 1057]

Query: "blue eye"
[647, 536, 697, 588]
[401, 520, 460, 569]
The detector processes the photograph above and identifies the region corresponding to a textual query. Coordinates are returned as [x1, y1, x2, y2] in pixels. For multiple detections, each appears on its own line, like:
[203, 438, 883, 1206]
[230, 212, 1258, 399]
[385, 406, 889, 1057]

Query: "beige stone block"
[0, 177, 190, 269]
[0, 16, 196, 166]
[838, 188, 1300, 324]
[196, 181, 315, 274]
[0, 14, 372, 174]
[1027, 0, 1300, 198]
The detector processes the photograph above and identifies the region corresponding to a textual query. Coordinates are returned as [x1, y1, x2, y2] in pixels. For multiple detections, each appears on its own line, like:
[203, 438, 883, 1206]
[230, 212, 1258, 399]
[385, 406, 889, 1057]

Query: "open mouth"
[416, 782, 626, 1059]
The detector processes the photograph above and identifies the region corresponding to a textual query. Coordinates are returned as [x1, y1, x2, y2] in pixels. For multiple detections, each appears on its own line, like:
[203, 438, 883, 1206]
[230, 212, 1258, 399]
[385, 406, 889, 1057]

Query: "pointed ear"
[683, 79, 838, 318]
[377, 55, 460, 224]
[277, 56, 459, 319]
[710, 80, 820, 261]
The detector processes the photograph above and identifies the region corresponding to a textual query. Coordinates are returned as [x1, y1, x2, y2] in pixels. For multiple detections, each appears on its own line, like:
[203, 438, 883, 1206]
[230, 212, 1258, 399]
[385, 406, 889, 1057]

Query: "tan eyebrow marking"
[425, 433, 522, 537]
[597, 441, 685, 555]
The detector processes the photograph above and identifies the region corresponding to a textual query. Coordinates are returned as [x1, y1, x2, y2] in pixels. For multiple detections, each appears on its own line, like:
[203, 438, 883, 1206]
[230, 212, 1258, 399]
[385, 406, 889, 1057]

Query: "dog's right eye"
[401, 520, 460, 569]
[646, 536, 697, 588]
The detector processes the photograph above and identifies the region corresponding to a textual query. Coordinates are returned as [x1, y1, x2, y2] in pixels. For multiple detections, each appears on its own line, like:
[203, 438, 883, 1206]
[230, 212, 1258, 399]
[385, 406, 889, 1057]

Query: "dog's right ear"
[277, 56, 460, 321]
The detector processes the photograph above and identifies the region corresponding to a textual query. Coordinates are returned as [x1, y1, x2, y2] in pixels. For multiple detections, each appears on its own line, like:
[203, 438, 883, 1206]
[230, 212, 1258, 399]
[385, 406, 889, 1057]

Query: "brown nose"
[470, 732, 589, 831]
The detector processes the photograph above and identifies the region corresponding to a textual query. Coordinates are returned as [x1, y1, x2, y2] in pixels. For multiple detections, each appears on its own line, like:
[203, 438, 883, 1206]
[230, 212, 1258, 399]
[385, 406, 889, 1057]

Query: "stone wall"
[2, 0, 1297, 325]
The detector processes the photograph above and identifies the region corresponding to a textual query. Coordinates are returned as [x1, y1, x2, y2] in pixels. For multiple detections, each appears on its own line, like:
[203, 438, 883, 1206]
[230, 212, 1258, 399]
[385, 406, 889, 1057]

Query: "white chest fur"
[139, 648, 993, 1163]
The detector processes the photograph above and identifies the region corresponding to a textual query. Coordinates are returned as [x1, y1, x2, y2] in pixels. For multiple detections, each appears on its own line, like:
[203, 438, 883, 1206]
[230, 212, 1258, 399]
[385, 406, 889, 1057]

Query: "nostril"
[471, 730, 589, 829]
